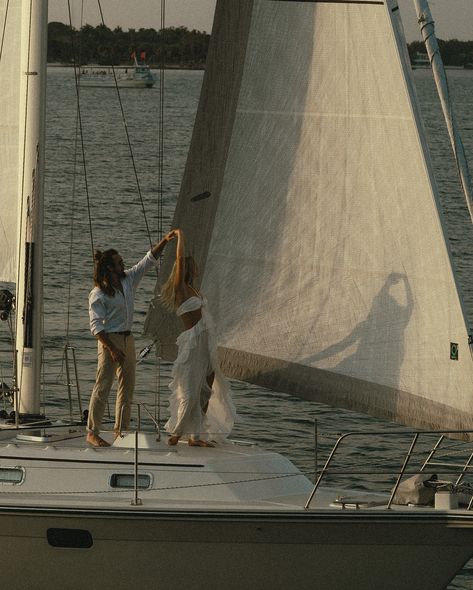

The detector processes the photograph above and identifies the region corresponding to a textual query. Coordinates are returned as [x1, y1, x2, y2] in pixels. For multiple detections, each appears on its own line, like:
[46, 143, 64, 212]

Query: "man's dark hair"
[93, 249, 118, 296]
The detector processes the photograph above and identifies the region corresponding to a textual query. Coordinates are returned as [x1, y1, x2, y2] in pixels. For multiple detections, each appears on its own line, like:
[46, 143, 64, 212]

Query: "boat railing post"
[304, 433, 350, 510]
[69, 346, 83, 417]
[131, 404, 142, 506]
[63, 345, 74, 423]
[313, 419, 318, 484]
[14, 349, 19, 430]
[454, 449, 473, 488]
[387, 433, 420, 509]
[141, 403, 161, 439]
[155, 347, 161, 442]
[420, 434, 444, 472]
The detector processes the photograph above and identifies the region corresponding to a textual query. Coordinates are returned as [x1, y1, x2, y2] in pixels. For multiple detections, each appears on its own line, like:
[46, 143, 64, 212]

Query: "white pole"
[413, 0, 473, 224]
[15, 0, 48, 416]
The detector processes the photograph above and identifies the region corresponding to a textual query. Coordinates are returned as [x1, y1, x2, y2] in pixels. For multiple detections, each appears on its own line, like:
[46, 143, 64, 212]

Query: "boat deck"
[0, 424, 470, 516]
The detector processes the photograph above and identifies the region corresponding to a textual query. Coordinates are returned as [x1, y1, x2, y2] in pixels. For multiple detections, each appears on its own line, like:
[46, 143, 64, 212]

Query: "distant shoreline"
[47, 63, 205, 71]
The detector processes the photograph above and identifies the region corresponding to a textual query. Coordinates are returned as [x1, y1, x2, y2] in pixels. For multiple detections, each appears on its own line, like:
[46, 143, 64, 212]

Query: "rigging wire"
[96, 0, 153, 249]
[0, 1, 15, 406]
[157, 0, 166, 241]
[15, 0, 36, 412]
[0, 0, 9, 63]
[152, 0, 167, 433]
[51, 0, 90, 409]
[51, 0, 84, 398]
[67, 0, 95, 263]
[64, 0, 86, 340]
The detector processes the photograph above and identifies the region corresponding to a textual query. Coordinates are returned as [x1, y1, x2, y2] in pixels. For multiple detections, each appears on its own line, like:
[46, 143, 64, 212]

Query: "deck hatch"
[109, 473, 152, 489]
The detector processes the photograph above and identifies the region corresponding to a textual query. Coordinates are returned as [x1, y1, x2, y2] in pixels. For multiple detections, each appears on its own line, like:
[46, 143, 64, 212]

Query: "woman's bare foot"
[188, 439, 214, 448]
[168, 435, 180, 446]
[86, 432, 110, 447]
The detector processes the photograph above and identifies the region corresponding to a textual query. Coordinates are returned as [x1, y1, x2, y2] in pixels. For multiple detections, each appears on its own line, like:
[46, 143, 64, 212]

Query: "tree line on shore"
[48, 22, 210, 68]
[48, 22, 473, 69]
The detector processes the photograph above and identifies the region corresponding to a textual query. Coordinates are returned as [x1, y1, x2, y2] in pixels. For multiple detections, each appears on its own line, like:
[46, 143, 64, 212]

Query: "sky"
[48, 0, 473, 42]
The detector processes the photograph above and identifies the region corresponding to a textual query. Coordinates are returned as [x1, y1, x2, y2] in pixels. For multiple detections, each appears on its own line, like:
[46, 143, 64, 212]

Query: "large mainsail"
[0, 0, 47, 415]
[0, 0, 21, 283]
[145, 0, 473, 431]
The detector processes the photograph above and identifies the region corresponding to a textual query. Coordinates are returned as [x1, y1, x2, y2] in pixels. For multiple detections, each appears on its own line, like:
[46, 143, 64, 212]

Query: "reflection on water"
[2, 66, 473, 588]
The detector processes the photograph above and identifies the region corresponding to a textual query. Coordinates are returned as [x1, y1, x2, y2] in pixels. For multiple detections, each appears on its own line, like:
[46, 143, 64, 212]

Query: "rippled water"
[3, 65, 473, 588]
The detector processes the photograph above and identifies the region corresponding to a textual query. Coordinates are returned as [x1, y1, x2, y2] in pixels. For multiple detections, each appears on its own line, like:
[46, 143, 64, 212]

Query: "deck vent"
[47, 528, 93, 549]
[0, 467, 24, 485]
[110, 473, 151, 489]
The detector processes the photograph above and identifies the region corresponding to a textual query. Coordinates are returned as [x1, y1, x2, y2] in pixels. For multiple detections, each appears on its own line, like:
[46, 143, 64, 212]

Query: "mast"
[15, 0, 48, 417]
[413, 0, 473, 225]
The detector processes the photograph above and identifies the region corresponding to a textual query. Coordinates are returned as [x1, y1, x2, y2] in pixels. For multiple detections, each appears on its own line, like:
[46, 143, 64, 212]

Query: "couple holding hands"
[87, 228, 236, 448]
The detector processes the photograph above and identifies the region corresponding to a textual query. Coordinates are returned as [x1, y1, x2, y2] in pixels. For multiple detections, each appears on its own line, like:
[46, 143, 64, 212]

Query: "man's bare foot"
[188, 439, 214, 448]
[168, 435, 180, 446]
[113, 431, 121, 441]
[86, 433, 110, 447]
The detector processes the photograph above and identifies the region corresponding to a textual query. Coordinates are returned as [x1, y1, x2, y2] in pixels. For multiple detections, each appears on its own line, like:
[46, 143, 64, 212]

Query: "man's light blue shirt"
[88, 251, 158, 335]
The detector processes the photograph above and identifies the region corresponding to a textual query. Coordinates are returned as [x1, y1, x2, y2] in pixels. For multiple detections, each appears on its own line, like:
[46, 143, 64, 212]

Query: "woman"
[161, 228, 237, 446]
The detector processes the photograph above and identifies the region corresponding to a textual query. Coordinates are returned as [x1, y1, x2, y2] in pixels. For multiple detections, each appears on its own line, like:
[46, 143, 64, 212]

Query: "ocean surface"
[1, 65, 473, 587]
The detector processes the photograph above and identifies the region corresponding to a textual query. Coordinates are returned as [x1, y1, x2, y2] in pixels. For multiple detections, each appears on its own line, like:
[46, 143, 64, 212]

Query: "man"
[86, 231, 176, 447]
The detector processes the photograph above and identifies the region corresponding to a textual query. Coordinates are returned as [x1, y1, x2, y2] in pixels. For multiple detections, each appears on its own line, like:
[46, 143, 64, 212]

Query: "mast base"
[7, 412, 49, 425]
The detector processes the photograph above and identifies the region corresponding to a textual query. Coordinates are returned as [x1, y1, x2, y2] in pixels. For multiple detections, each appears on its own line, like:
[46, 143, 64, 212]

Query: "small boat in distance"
[79, 52, 156, 88]
[411, 51, 431, 69]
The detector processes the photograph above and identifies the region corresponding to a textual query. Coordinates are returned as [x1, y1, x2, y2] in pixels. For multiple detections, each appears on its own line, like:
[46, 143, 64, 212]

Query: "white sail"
[146, 0, 473, 432]
[0, 0, 21, 283]
[0, 0, 47, 414]
[14, 0, 47, 415]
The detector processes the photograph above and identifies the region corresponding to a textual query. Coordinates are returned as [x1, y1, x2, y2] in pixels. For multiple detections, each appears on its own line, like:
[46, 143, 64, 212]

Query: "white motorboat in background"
[79, 58, 156, 88]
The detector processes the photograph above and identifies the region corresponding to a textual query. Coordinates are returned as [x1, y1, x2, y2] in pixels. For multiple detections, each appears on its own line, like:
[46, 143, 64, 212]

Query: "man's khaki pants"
[87, 333, 135, 435]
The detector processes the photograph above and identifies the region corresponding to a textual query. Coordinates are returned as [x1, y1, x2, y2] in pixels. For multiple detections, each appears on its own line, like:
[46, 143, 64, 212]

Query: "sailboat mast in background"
[413, 0, 473, 223]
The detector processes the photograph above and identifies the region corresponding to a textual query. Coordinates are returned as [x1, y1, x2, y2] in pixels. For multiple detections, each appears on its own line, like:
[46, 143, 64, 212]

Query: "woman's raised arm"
[174, 229, 185, 292]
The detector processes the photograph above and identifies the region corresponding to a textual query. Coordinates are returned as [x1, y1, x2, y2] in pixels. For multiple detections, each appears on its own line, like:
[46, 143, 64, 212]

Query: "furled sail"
[145, 0, 473, 431]
[0, 0, 21, 283]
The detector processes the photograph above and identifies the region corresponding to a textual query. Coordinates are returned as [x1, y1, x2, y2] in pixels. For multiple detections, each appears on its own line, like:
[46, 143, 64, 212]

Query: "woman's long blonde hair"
[161, 255, 198, 310]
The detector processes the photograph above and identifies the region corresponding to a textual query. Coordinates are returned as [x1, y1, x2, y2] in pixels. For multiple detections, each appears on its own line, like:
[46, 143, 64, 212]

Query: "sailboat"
[1, 0, 473, 589]
[79, 54, 157, 89]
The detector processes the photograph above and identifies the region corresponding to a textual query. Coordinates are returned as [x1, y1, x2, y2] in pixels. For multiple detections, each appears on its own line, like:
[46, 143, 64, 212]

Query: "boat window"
[109, 473, 151, 489]
[0, 467, 24, 485]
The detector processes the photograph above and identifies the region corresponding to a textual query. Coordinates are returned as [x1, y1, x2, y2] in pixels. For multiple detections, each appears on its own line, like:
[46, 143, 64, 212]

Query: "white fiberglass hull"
[0, 507, 472, 590]
[0, 430, 471, 590]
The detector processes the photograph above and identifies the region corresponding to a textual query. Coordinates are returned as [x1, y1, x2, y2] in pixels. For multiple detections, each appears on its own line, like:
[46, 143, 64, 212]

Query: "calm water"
[3, 66, 473, 588]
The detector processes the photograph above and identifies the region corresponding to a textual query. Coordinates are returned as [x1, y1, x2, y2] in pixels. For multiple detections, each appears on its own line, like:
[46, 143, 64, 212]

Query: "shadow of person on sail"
[306, 273, 414, 390]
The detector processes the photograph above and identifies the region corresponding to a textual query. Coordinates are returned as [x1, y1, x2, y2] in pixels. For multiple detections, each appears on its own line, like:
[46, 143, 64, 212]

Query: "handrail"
[387, 433, 419, 509]
[141, 403, 161, 439]
[65, 345, 83, 417]
[304, 428, 473, 510]
[304, 432, 352, 510]
[420, 434, 444, 471]
[131, 405, 142, 506]
[116, 401, 161, 440]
